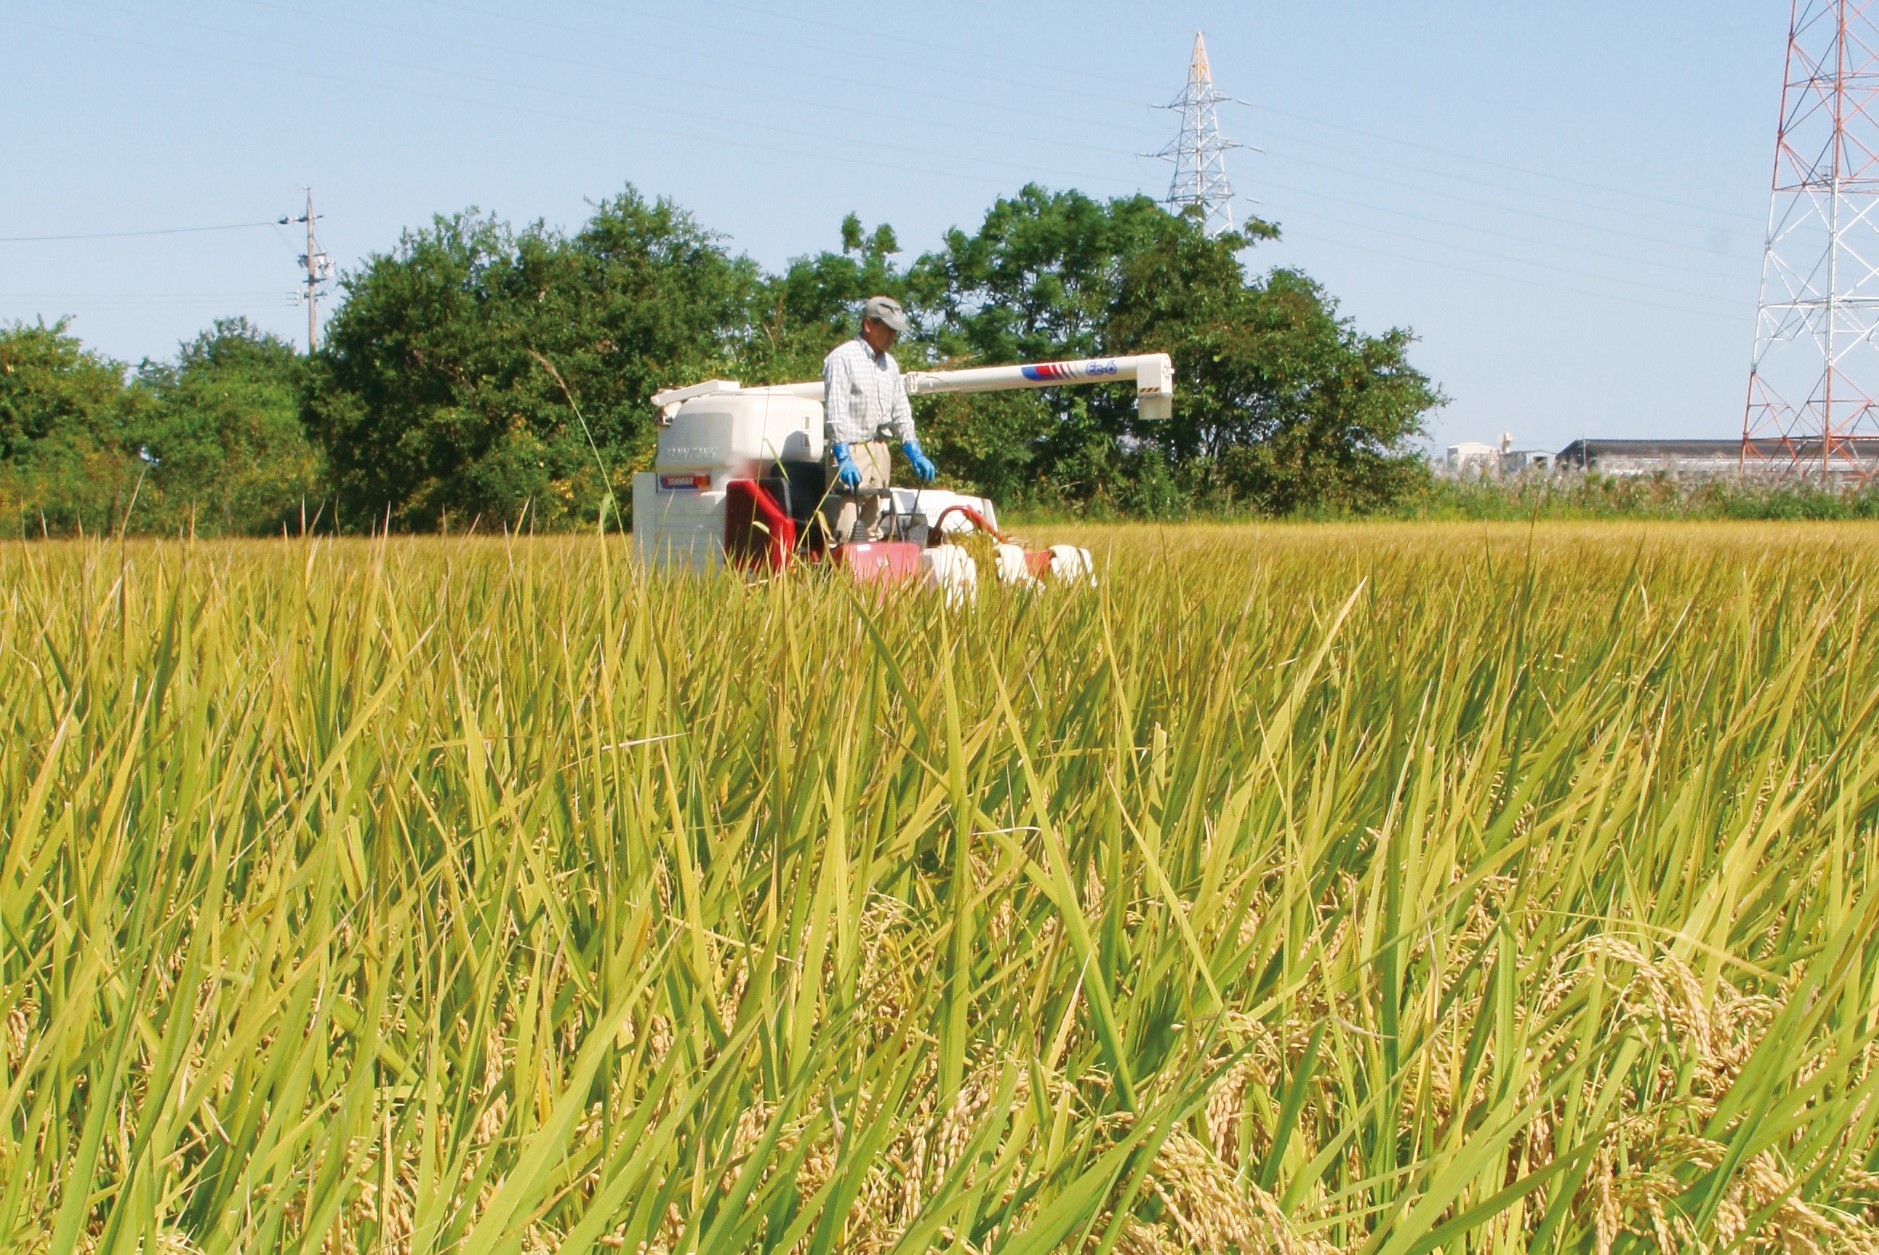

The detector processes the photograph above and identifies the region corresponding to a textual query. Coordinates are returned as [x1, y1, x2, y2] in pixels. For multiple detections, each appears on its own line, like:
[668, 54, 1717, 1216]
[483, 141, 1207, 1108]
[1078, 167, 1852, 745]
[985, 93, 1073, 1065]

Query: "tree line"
[0, 184, 1444, 536]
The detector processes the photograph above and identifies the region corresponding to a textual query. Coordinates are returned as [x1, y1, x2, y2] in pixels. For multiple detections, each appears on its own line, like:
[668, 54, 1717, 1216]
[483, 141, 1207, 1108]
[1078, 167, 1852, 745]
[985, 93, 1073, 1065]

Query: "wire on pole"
[283, 189, 331, 353]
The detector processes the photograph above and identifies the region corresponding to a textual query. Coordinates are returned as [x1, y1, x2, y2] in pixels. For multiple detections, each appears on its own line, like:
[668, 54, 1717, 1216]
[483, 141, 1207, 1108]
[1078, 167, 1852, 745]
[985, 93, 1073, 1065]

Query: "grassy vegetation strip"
[0, 522, 1877, 1252]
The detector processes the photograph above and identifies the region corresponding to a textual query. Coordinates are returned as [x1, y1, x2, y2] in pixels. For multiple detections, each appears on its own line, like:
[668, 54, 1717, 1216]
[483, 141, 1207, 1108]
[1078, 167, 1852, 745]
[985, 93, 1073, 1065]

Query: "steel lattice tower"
[1156, 32, 1240, 237]
[1743, 0, 1879, 479]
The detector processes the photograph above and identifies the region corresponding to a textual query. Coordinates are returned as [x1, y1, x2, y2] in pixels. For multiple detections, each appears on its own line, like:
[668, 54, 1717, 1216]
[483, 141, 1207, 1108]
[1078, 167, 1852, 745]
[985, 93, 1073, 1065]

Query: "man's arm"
[889, 361, 917, 446]
[822, 346, 864, 490]
[822, 346, 853, 445]
[889, 357, 936, 482]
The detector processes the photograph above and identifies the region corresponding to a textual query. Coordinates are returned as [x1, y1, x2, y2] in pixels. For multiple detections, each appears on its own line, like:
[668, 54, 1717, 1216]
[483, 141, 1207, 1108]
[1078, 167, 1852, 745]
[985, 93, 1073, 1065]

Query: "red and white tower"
[1743, 0, 1879, 478]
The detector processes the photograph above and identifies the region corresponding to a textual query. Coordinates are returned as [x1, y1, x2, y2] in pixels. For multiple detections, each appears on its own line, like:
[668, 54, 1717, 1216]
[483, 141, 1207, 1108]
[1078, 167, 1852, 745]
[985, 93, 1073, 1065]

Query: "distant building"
[1443, 434, 1553, 478]
[1554, 437, 1879, 479]
[1444, 442, 1498, 475]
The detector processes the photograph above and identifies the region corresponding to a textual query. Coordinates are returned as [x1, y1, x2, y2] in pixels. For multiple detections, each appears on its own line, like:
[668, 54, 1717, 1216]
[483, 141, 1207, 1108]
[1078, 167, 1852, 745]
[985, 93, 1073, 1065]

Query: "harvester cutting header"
[632, 295, 1173, 598]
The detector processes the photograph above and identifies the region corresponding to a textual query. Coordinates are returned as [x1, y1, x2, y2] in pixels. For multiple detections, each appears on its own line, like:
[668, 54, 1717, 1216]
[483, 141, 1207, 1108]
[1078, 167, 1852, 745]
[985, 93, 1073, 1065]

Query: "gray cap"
[862, 295, 910, 335]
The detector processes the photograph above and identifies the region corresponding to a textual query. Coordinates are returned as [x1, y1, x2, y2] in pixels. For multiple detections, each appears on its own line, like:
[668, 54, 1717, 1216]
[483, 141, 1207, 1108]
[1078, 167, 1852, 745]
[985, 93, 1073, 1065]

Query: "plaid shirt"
[822, 335, 917, 447]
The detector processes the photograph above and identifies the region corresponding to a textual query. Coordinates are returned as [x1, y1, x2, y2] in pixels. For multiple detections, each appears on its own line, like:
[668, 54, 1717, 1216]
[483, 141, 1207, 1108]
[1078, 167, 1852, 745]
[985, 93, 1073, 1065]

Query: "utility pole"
[1154, 33, 1243, 238]
[280, 189, 331, 353]
[1742, 0, 1879, 482]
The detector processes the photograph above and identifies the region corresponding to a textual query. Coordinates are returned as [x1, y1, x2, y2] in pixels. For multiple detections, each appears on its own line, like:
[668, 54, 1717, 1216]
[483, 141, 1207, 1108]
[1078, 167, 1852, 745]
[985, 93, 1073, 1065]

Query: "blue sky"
[1, 0, 1781, 454]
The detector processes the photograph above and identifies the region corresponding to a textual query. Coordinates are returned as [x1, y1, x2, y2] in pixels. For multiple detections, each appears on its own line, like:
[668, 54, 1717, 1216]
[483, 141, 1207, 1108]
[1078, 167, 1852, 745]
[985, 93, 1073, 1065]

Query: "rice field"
[3, 521, 1879, 1253]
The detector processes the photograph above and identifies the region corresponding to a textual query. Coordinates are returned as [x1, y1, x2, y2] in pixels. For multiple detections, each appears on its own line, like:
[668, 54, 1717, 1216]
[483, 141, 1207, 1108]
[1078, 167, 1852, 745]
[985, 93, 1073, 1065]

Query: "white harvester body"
[630, 352, 1172, 589]
[629, 391, 822, 572]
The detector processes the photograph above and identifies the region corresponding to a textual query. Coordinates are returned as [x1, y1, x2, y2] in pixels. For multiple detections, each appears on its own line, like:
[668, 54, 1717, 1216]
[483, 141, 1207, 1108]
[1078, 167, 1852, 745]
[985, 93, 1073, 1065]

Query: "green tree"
[309, 187, 758, 531]
[302, 182, 1442, 528]
[1109, 232, 1443, 514]
[0, 319, 141, 534]
[132, 318, 319, 534]
[907, 187, 1251, 507]
[911, 185, 1437, 514]
[737, 213, 909, 386]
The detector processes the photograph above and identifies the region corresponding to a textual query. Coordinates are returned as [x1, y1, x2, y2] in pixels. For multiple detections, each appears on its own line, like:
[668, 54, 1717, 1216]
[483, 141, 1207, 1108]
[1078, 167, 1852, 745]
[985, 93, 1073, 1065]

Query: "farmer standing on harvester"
[821, 296, 939, 543]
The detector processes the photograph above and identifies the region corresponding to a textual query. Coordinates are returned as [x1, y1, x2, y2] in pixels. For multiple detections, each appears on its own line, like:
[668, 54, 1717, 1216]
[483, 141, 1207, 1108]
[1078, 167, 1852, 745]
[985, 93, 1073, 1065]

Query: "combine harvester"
[632, 353, 1173, 597]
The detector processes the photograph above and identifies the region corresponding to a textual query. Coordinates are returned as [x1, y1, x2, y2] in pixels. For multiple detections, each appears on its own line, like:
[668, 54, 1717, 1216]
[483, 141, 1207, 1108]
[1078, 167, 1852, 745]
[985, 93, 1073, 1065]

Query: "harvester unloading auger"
[631, 353, 1173, 597]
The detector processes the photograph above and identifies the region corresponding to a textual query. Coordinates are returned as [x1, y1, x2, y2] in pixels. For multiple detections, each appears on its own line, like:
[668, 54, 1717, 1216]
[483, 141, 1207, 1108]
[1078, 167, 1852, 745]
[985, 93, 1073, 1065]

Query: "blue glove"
[832, 442, 863, 491]
[902, 439, 937, 484]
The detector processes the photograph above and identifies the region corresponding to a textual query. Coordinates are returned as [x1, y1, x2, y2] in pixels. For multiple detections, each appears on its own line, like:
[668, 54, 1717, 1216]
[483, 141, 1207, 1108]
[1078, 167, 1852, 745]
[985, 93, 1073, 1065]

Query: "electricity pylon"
[1156, 32, 1241, 238]
[1743, 0, 1879, 480]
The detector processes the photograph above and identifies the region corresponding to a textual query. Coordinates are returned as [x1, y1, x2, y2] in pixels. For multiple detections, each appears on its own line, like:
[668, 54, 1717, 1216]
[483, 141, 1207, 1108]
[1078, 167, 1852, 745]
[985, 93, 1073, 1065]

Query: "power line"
[14, 0, 1766, 350]
[230, 0, 1166, 159]
[1258, 132, 1757, 237]
[1273, 208, 1744, 308]
[0, 221, 278, 244]
[64, 3, 1160, 179]
[267, 0, 1763, 273]
[1276, 227, 1743, 325]
[582, 0, 1156, 105]
[1255, 179, 1751, 284]
[56, 0, 1760, 263]
[586, 0, 1760, 232]
[584, 0, 1751, 239]
[2, 292, 291, 300]
[53, 1, 1755, 273]
[1255, 104, 1762, 227]
[1257, 151, 1757, 263]
[407, 0, 1161, 135]
[29, 11, 1144, 197]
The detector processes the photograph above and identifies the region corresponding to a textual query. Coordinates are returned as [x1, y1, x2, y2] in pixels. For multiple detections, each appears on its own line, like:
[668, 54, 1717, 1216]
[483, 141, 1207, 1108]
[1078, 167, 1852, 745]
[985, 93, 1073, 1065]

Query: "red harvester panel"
[723, 479, 796, 572]
[830, 542, 924, 586]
